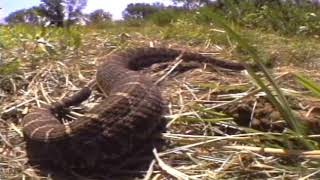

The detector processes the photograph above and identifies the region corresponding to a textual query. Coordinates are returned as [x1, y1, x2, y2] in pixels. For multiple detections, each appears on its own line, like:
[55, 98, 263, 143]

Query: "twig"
[205, 72, 290, 110]
[143, 160, 156, 180]
[222, 145, 320, 158]
[2, 98, 37, 114]
[153, 148, 200, 180]
[155, 57, 184, 85]
[298, 169, 320, 180]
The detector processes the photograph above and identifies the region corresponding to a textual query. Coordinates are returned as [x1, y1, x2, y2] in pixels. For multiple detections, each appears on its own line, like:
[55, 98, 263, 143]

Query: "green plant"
[208, 11, 314, 150]
[0, 59, 21, 75]
[295, 73, 320, 98]
[148, 9, 183, 26]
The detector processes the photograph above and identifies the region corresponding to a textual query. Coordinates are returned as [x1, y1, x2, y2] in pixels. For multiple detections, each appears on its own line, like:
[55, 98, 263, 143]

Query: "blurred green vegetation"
[2, 1, 320, 74]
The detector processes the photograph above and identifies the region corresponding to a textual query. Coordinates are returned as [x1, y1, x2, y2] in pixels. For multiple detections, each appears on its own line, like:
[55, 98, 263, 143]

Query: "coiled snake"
[22, 47, 250, 170]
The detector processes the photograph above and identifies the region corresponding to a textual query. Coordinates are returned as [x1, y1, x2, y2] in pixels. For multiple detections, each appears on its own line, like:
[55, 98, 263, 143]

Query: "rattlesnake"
[22, 47, 251, 170]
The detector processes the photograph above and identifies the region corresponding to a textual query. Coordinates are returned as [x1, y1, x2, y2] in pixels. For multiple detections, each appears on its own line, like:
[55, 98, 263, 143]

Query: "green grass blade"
[295, 73, 320, 98]
[207, 11, 313, 149]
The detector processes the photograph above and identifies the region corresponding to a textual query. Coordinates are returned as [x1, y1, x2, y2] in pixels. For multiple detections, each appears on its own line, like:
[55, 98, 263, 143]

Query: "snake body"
[22, 47, 249, 169]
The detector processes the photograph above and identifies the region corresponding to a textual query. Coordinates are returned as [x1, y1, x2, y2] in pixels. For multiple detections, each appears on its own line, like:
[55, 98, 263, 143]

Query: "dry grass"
[1, 29, 320, 180]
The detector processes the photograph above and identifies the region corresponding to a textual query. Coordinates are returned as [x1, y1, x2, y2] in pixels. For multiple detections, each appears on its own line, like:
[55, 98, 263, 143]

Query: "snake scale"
[22, 47, 250, 170]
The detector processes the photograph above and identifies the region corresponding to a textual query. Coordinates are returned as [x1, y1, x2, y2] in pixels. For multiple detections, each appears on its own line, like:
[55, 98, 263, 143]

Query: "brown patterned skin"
[22, 47, 249, 143]
[22, 48, 252, 173]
